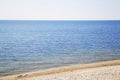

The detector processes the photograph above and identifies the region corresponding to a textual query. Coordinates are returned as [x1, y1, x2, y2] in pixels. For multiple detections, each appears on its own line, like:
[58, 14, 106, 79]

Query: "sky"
[0, 0, 120, 20]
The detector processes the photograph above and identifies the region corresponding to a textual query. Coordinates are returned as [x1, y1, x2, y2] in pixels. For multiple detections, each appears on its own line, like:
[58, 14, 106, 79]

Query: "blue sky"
[0, 0, 120, 20]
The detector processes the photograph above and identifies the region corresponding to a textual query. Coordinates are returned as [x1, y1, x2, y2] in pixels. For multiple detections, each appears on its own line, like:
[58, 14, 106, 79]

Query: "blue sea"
[0, 20, 120, 76]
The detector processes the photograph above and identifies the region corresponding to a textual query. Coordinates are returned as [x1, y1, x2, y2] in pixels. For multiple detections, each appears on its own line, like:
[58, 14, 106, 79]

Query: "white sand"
[26, 65, 120, 80]
[0, 60, 120, 80]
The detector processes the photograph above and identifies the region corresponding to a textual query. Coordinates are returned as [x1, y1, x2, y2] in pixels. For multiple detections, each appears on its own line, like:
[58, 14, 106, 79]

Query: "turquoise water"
[0, 20, 120, 76]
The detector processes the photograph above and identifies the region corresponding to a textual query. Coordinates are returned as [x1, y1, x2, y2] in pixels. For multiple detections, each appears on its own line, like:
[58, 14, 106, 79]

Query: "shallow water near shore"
[0, 20, 120, 76]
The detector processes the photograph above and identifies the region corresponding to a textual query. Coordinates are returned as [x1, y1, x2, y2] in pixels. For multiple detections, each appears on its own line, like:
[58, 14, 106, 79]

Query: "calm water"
[0, 20, 120, 76]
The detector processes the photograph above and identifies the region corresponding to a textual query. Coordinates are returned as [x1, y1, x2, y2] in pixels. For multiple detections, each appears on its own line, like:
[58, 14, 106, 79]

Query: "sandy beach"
[0, 60, 120, 80]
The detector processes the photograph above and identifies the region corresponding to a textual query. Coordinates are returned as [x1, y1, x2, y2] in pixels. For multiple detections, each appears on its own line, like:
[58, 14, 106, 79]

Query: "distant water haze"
[0, 20, 120, 76]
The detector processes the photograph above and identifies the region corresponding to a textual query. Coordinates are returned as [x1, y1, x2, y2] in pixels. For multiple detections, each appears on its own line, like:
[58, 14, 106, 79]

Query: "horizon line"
[0, 19, 120, 21]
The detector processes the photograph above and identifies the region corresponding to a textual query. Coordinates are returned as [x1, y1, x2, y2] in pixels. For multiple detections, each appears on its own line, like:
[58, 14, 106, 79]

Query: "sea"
[0, 20, 120, 76]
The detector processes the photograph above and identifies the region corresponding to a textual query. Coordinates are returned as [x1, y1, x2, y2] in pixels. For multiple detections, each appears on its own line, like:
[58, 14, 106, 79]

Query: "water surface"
[0, 20, 120, 76]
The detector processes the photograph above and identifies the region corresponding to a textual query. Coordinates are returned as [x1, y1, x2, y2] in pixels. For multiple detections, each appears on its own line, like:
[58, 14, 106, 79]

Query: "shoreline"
[0, 60, 120, 80]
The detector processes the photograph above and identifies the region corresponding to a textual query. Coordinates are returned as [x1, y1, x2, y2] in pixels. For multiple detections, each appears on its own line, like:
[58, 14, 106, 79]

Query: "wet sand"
[0, 60, 120, 80]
